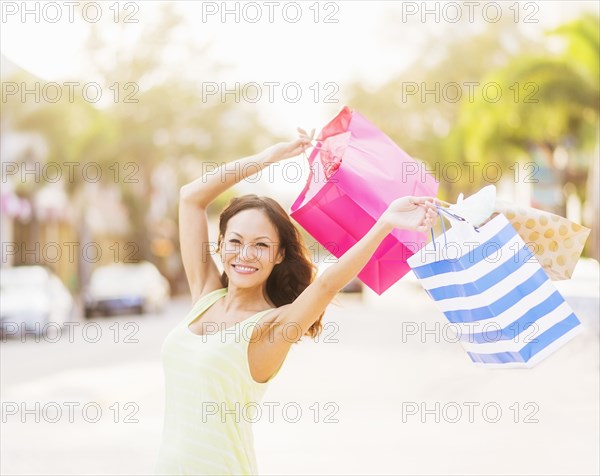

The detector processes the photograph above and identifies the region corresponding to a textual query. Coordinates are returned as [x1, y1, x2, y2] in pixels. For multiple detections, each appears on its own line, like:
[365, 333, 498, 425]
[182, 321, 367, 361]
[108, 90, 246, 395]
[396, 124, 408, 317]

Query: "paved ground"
[1, 272, 598, 475]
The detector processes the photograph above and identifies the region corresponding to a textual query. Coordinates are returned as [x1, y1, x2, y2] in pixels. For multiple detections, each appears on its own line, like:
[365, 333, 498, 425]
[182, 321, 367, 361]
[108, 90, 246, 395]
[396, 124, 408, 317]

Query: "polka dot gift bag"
[494, 200, 591, 280]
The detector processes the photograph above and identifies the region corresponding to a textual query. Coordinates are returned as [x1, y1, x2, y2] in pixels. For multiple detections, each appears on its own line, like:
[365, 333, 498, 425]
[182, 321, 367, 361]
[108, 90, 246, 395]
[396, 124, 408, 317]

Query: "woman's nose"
[240, 243, 259, 260]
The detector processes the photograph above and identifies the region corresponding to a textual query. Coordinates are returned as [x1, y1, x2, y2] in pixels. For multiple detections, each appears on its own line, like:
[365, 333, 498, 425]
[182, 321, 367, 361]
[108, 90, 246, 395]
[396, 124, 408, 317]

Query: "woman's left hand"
[380, 196, 439, 232]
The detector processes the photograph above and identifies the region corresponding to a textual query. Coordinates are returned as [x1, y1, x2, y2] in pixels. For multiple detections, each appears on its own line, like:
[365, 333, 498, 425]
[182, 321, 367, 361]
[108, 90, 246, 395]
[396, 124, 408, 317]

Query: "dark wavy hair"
[216, 194, 323, 340]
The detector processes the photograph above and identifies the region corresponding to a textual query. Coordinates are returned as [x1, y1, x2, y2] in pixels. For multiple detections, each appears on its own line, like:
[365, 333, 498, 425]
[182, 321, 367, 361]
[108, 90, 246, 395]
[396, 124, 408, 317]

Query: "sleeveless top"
[154, 288, 283, 475]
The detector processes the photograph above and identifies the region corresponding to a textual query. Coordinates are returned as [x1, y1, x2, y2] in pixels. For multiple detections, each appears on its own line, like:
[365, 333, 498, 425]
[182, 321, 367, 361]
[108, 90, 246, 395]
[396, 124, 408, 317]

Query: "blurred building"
[1, 55, 78, 291]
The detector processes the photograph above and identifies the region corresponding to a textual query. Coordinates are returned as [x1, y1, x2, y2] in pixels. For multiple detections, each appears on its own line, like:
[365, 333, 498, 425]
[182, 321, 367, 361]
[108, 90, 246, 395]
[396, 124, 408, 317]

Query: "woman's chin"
[227, 274, 264, 287]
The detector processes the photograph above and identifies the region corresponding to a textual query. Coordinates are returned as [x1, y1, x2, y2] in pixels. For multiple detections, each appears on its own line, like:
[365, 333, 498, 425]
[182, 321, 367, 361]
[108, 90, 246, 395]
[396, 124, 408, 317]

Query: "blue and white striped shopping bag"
[407, 211, 582, 368]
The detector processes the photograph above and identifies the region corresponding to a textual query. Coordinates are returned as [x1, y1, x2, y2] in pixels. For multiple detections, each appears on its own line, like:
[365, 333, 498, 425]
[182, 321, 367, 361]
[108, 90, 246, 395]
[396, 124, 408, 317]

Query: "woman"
[155, 128, 437, 475]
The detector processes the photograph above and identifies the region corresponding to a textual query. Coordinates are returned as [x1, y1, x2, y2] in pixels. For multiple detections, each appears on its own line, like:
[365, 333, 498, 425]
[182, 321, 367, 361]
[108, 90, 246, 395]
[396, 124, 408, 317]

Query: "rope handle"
[302, 140, 324, 165]
[302, 140, 343, 178]
[430, 204, 480, 251]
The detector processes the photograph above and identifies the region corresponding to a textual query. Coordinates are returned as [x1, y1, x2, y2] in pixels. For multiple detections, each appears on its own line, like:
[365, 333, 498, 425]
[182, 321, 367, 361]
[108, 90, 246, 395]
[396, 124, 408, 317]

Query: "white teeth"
[234, 265, 257, 272]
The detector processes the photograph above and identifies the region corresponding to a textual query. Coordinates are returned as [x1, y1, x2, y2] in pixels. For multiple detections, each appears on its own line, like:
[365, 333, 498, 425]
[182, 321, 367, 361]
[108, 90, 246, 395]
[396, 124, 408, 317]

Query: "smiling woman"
[215, 196, 322, 336]
[223, 230, 279, 273]
[155, 127, 436, 475]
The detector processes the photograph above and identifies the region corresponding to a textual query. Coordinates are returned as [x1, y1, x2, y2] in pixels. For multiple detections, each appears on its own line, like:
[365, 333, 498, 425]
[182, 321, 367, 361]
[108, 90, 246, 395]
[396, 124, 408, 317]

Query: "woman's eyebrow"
[230, 231, 273, 240]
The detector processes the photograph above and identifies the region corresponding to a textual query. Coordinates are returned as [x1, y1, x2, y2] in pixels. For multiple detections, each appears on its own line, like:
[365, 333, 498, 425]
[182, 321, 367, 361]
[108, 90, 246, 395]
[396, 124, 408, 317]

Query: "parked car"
[0, 265, 75, 338]
[317, 260, 363, 293]
[84, 261, 170, 317]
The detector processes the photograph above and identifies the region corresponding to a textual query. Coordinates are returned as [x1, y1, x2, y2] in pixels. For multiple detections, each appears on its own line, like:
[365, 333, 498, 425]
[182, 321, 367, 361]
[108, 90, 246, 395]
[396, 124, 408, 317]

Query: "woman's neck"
[223, 284, 274, 312]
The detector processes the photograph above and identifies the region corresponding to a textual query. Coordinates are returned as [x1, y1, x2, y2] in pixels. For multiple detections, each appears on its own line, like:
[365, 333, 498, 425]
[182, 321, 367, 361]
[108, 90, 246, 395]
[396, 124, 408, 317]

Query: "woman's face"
[220, 208, 284, 288]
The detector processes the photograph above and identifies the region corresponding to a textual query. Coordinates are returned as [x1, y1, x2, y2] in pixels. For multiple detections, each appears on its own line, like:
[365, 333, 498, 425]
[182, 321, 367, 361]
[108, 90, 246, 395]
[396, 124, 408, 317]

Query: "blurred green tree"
[346, 16, 546, 201]
[460, 14, 598, 180]
[5, 2, 275, 293]
[458, 13, 599, 256]
[82, 3, 272, 264]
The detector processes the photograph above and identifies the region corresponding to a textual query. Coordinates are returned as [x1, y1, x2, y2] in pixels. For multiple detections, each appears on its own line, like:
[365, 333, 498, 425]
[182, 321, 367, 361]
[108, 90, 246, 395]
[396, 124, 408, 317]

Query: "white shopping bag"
[407, 210, 582, 368]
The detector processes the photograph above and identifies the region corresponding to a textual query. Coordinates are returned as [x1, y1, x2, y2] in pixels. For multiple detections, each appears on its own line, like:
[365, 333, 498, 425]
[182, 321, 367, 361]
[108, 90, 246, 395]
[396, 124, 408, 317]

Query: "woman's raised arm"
[178, 128, 315, 303]
[268, 196, 438, 340]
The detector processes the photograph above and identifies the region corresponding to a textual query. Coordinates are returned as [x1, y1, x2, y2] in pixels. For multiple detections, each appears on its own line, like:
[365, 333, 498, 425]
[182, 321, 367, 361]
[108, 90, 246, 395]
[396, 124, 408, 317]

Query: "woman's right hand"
[265, 127, 316, 161]
[380, 196, 439, 232]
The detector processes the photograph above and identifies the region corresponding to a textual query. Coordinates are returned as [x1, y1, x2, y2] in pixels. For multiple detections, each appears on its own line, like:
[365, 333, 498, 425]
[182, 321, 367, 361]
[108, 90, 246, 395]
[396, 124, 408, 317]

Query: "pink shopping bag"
[289, 106, 439, 294]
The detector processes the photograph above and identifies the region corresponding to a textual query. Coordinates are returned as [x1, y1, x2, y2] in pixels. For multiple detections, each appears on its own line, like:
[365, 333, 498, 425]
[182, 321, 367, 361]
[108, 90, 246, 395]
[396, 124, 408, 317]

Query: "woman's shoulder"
[191, 286, 227, 309]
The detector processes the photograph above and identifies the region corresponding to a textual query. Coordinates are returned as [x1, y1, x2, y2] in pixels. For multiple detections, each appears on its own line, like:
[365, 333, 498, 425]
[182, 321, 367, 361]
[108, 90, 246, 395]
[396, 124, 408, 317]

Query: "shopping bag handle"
[430, 204, 480, 251]
[302, 141, 327, 166]
[430, 207, 448, 251]
[303, 140, 343, 165]
[302, 140, 344, 180]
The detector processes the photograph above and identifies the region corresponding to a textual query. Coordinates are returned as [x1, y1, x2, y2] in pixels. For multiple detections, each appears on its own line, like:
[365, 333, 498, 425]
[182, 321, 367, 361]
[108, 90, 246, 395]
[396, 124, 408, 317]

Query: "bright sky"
[1, 1, 598, 201]
[2, 1, 598, 135]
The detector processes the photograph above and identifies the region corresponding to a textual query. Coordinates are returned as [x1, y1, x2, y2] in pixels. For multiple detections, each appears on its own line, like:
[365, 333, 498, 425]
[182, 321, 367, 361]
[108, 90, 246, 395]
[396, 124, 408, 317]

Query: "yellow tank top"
[154, 287, 282, 475]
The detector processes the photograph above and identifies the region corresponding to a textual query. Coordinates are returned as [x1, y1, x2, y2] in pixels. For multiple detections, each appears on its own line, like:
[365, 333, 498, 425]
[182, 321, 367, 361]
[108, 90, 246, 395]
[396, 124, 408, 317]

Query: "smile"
[232, 264, 258, 273]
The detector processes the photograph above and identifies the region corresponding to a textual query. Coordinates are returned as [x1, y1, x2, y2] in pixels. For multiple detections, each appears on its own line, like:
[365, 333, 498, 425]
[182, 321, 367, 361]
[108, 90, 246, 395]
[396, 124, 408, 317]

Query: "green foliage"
[347, 13, 599, 205]
[460, 15, 600, 163]
[346, 16, 547, 200]
[5, 2, 273, 267]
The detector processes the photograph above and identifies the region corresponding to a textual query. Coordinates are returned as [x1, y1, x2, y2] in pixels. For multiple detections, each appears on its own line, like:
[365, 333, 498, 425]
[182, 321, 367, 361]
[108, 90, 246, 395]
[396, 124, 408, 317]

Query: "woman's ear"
[276, 248, 285, 265]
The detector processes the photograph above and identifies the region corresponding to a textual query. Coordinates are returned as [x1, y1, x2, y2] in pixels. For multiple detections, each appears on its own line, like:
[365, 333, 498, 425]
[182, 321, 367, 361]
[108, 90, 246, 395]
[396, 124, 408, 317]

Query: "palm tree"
[459, 13, 599, 257]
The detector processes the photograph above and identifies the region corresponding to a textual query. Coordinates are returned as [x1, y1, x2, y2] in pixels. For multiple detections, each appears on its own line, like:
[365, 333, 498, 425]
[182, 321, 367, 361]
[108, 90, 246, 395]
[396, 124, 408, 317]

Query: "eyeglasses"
[222, 238, 280, 260]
